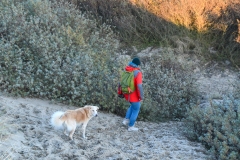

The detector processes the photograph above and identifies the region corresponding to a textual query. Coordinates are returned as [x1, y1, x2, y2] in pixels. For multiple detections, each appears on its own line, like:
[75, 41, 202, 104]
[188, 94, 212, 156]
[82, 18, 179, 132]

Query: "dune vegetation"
[0, 0, 239, 159]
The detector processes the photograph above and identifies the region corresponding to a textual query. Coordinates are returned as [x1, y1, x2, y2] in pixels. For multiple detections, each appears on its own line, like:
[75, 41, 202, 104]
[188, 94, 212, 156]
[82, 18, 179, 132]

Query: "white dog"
[51, 105, 99, 140]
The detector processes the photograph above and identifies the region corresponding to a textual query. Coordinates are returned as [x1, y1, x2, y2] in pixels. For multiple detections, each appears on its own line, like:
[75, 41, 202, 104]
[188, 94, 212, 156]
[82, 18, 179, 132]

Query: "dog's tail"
[50, 111, 65, 130]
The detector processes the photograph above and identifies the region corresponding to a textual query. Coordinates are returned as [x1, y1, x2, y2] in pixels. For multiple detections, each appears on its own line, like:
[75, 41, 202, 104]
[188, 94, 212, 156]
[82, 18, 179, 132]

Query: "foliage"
[138, 50, 198, 121]
[0, 0, 120, 110]
[0, 1, 239, 159]
[184, 95, 240, 160]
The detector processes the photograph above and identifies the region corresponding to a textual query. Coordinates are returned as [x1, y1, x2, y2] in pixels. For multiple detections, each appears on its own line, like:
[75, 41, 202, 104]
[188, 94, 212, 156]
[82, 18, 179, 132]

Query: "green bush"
[184, 95, 240, 160]
[0, 0, 120, 110]
[136, 50, 198, 121]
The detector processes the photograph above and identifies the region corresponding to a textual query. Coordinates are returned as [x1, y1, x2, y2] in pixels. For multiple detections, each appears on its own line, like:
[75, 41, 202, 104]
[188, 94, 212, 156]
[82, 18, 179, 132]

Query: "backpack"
[120, 71, 135, 94]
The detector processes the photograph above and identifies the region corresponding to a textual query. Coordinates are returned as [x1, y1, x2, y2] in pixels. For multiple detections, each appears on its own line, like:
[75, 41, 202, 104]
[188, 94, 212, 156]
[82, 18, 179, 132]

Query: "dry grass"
[70, 0, 240, 67]
[129, 0, 237, 31]
[72, 0, 240, 33]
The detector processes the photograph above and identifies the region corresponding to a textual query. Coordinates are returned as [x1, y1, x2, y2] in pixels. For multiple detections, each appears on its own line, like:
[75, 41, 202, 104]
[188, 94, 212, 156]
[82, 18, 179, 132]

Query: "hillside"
[73, 0, 240, 67]
[0, 0, 239, 159]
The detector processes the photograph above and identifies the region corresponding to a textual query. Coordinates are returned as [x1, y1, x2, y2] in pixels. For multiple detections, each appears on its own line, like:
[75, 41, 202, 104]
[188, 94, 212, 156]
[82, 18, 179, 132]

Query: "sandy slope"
[0, 94, 212, 160]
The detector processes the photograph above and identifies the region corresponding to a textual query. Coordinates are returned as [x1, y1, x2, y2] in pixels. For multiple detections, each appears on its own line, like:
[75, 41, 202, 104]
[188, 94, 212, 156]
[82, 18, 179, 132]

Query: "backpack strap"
[133, 69, 140, 77]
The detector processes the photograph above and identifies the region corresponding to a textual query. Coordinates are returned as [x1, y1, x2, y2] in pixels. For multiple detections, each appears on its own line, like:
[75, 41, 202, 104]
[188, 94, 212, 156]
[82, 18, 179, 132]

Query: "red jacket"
[122, 65, 143, 102]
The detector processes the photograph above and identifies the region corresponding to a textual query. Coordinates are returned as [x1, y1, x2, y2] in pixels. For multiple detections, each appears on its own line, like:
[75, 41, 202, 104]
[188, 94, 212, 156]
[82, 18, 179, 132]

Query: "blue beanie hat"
[132, 57, 141, 66]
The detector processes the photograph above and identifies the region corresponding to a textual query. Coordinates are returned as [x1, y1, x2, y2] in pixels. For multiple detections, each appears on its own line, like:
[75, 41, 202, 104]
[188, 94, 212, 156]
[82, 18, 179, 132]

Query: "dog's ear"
[93, 106, 99, 110]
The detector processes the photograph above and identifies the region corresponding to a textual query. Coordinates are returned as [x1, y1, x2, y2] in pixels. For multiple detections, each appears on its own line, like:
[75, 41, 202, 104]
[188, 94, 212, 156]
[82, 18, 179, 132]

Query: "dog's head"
[84, 105, 99, 117]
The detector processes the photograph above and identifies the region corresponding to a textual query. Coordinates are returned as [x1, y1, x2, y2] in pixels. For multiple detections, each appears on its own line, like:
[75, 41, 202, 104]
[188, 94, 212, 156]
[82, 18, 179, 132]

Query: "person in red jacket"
[121, 57, 144, 131]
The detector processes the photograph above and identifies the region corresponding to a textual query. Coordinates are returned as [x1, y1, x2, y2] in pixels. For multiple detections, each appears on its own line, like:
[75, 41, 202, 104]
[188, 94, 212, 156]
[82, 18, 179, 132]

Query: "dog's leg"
[63, 122, 68, 136]
[64, 130, 68, 136]
[82, 122, 89, 139]
[69, 129, 75, 140]
[68, 121, 76, 140]
[64, 129, 69, 136]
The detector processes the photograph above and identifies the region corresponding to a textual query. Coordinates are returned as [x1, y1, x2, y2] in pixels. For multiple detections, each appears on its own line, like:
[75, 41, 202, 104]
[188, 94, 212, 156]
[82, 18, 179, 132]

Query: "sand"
[0, 94, 212, 160]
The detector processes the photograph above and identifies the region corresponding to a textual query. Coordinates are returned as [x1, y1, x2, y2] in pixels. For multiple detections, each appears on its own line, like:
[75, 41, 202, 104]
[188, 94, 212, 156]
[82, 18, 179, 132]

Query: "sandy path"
[0, 95, 211, 160]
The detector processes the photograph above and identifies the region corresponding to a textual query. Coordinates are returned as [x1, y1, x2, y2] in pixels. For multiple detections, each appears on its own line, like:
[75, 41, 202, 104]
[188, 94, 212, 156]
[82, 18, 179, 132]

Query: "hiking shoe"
[122, 118, 129, 126]
[128, 126, 138, 131]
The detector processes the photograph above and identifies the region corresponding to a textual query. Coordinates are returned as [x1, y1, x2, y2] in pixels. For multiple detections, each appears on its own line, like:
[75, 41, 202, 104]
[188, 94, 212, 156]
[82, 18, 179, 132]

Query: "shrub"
[134, 49, 198, 121]
[0, 0, 120, 110]
[184, 95, 240, 160]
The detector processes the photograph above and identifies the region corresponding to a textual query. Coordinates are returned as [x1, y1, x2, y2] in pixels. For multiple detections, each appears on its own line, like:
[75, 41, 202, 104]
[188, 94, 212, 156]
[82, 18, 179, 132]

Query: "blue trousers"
[125, 102, 141, 127]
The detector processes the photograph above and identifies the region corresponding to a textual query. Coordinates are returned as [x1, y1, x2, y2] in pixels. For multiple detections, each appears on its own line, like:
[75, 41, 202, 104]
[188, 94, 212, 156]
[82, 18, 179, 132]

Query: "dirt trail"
[0, 95, 211, 160]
